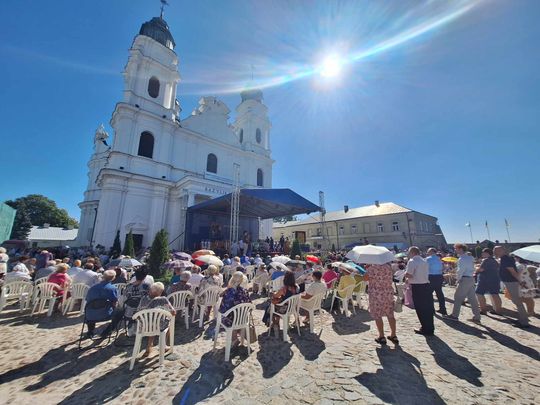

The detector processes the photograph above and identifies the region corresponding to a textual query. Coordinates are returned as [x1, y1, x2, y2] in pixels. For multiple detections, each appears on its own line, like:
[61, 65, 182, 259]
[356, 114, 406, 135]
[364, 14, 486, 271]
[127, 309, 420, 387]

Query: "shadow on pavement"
[481, 324, 540, 361]
[256, 331, 294, 378]
[355, 346, 445, 404]
[425, 335, 483, 387]
[173, 351, 236, 405]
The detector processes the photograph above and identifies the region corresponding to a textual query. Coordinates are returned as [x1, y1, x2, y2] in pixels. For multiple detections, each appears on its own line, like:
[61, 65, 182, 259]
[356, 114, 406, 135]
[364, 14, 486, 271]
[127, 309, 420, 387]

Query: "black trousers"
[429, 274, 446, 314]
[412, 283, 435, 334]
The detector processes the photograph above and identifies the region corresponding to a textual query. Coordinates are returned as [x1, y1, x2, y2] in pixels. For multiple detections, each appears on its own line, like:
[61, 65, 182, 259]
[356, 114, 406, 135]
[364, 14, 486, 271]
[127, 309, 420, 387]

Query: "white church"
[77, 15, 274, 251]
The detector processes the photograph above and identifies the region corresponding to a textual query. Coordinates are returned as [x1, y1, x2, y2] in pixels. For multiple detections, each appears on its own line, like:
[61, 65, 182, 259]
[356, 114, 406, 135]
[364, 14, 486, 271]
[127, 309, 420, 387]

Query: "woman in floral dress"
[515, 256, 536, 316]
[366, 262, 398, 345]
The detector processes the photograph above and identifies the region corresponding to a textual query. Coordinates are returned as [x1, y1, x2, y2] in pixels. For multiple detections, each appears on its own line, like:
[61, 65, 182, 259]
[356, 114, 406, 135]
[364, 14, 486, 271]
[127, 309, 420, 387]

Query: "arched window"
[137, 131, 154, 158]
[256, 128, 262, 144]
[148, 76, 160, 98]
[257, 169, 264, 187]
[206, 153, 217, 173]
[239, 129, 244, 143]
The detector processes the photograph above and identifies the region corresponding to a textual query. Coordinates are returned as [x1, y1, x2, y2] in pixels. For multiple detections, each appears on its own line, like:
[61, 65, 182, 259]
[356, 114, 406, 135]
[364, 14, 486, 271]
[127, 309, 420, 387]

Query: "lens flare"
[319, 55, 343, 78]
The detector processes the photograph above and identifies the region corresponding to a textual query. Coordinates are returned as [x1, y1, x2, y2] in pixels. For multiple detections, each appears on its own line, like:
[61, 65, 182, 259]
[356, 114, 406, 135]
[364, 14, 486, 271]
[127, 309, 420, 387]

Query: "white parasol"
[345, 245, 395, 265]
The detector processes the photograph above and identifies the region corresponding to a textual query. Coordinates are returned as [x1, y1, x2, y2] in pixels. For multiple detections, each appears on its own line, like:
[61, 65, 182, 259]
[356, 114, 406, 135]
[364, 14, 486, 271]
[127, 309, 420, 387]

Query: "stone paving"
[0, 287, 538, 404]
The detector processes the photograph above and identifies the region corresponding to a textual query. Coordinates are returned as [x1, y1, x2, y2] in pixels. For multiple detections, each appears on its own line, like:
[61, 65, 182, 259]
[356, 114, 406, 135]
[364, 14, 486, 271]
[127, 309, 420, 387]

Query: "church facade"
[76, 16, 274, 251]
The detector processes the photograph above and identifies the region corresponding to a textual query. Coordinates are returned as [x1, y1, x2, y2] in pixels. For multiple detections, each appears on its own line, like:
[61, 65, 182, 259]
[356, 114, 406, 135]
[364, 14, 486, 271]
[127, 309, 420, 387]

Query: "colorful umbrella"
[194, 255, 223, 267]
[173, 252, 192, 261]
[345, 261, 366, 275]
[166, 260, 192, 269]
[192, 249, 215, 258]
[442, 257, 458, 263]
[306, 255, 321, 264]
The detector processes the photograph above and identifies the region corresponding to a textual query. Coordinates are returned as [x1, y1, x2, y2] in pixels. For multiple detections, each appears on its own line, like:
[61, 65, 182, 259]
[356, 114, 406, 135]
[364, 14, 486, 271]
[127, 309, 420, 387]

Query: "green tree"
[9, 203, 33, 240]
[148, 229, 169, 278]
[110, 230, 122, 258]
[5, 194, 78, 228]
[290, 239, 302, 259]
[123, 230, 135, 257]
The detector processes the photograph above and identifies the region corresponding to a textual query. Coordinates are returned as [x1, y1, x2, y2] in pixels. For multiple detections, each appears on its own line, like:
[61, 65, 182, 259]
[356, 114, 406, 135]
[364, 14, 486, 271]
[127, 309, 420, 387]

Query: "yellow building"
[272, 201, 447, 251]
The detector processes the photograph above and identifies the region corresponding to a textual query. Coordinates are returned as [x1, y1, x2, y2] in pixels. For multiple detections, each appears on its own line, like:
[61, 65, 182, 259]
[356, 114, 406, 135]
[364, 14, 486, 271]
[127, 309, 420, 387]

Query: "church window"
[256, 128, 262, 144]
[257, 169, 263, 186]
[148, 76, 160, 98]
[137, 131, 154, 158]
[206, 153, 217, 173]
[239, 129, 244, 143]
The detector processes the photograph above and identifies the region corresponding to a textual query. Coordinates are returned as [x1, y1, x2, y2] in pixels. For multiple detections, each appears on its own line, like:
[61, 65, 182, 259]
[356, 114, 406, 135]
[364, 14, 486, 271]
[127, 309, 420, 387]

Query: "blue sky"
[1, 0, 539, 243]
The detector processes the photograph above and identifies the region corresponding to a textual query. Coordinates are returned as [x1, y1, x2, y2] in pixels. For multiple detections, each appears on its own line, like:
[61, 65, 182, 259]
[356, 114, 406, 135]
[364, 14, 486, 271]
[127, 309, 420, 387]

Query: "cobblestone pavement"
[0, 287, 538, 405]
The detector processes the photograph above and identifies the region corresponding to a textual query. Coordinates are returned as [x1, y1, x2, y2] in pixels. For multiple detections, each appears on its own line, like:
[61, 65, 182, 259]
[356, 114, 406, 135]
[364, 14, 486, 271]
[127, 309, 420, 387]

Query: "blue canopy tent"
[185, 188, 320, 252]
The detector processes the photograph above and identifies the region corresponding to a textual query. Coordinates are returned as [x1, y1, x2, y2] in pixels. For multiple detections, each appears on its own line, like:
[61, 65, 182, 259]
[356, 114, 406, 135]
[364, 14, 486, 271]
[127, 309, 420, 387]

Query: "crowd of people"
[0, 241, 538, 354]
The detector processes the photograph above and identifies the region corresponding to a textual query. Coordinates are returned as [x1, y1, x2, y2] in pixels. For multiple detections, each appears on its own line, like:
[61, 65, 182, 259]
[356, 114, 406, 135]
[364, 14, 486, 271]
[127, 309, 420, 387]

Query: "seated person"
[170, 266, 183, 284]
[167, 271, 192, 294]
[73, 263, 100, 287]
[263, 271, 299, 327]
[219, 271, 251, 328]
[35, 260, 57, 281]
[112, 267, 128, 284]
[300, 270, 327, 323]
[48, 264, 72, 309]
[337, 266, 356, 297]
[84, 270, 119, 338]
[322, 264, 339, 288]
[124, 270, 151, 319]
[188, 266, 204, 289]
[136, 282, 176, 357]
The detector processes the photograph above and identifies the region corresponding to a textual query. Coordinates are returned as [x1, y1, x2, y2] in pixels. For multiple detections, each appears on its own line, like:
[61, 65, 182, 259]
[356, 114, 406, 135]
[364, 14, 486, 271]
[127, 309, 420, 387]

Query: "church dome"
[240, 88, 263, 103]
[139, 17, 176, 50]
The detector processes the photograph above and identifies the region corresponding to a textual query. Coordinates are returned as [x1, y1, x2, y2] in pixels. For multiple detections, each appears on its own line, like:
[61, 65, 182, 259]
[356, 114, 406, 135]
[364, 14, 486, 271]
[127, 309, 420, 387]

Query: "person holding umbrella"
[366, 259, 398, 345]
[404, 246, 434, 336]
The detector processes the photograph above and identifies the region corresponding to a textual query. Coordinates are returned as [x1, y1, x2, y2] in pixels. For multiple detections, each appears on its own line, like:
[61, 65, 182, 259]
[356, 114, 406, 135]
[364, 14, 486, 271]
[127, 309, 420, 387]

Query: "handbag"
[248, 314, 258, 344]
[404, 283, 414, 309]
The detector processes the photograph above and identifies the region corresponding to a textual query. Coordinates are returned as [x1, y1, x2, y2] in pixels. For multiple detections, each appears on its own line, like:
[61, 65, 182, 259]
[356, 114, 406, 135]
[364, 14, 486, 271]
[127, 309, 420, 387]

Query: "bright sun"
[319, 54, 343, 78]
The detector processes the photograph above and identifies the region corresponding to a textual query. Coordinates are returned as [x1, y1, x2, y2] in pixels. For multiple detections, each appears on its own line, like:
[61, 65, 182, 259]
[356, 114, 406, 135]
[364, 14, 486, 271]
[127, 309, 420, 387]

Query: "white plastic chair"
[268, 294, 301, 342]
[331, 284, 356, 317]
[62, 283, 90, 315]
[31, 282, 59, 317]
[244, 265, 256, 281]
[252, 273, 270, 294]
[193, 286, 222, 327]
[0, 281, 33, 312]
[213, 303, 255, 361]
[129, 308, 174, 370]
[353, 281, 368, 310]
[270, 276, 284, 294]
[168, 290, 193, 329]
[299, 292, 326, 333]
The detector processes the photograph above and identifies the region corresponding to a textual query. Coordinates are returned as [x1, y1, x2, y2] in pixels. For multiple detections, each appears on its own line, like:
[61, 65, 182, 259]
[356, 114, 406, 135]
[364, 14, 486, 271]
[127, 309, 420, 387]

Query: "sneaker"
[443, 314, 459, 321]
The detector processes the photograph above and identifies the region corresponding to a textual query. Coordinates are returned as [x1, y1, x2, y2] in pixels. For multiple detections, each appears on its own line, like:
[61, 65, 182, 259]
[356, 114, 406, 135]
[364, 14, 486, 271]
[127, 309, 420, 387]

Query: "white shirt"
[254, 257, 263, 265]
[67, 266, 84, 277]
[73, 269, 100, 287]
[189, 273, 204, 288]
[301, 281, 327, 309]
[405, 256, 429, 284]
[456, 254, 475, 281]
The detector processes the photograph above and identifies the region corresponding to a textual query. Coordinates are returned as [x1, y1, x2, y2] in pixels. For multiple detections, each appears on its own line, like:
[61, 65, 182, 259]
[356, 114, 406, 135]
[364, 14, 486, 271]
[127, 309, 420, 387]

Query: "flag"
[505, 218, 510, 227]
[465, 222, 471, 227]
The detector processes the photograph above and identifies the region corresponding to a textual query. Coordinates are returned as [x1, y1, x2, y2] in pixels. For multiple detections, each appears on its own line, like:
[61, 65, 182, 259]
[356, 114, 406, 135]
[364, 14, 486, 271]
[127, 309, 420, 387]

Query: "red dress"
[366, 264, 394, 319]
[48, 272, 70, 297]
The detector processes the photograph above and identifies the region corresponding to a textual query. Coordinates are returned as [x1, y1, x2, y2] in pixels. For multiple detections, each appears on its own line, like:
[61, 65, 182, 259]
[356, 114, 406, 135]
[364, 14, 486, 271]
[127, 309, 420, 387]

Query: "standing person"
[366, 262, 398, 345]
[426, 248, 447, 315]
[446, 244, 481, 323]
[404, 246, 434, 336]
[494, 246, 529, 328]
[514, 256, 536, 316]
[475, 248, 502, 314]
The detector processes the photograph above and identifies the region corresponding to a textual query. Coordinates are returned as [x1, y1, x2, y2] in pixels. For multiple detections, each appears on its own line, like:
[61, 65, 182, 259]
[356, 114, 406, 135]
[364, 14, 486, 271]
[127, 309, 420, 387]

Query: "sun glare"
[319, 55, 343, 78]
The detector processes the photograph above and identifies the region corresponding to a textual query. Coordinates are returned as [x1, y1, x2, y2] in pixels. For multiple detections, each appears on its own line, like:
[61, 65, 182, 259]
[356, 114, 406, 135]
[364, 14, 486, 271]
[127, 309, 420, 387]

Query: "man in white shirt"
[446, 244, 481, 323]
[73, 263, 100, 287]
[67, 260, 84, 278]
[404, 246, 434, 336]
[300, 270, 327, 323]
[253, 254, 263, 265]
[188, 266, 204, 288]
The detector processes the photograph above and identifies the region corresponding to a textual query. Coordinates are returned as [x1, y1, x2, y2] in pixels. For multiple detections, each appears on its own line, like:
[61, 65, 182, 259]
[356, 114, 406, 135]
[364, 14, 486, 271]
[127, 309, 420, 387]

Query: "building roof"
[273, 202, 413, 228]
[139, 16, 175, 50]
[188, 188, 320, 219]
[28, 226, 78, 241]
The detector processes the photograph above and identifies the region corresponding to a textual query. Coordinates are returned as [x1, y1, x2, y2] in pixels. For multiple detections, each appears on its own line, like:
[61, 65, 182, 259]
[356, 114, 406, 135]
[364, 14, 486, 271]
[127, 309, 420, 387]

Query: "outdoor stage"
[184, 188, 320, 253]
